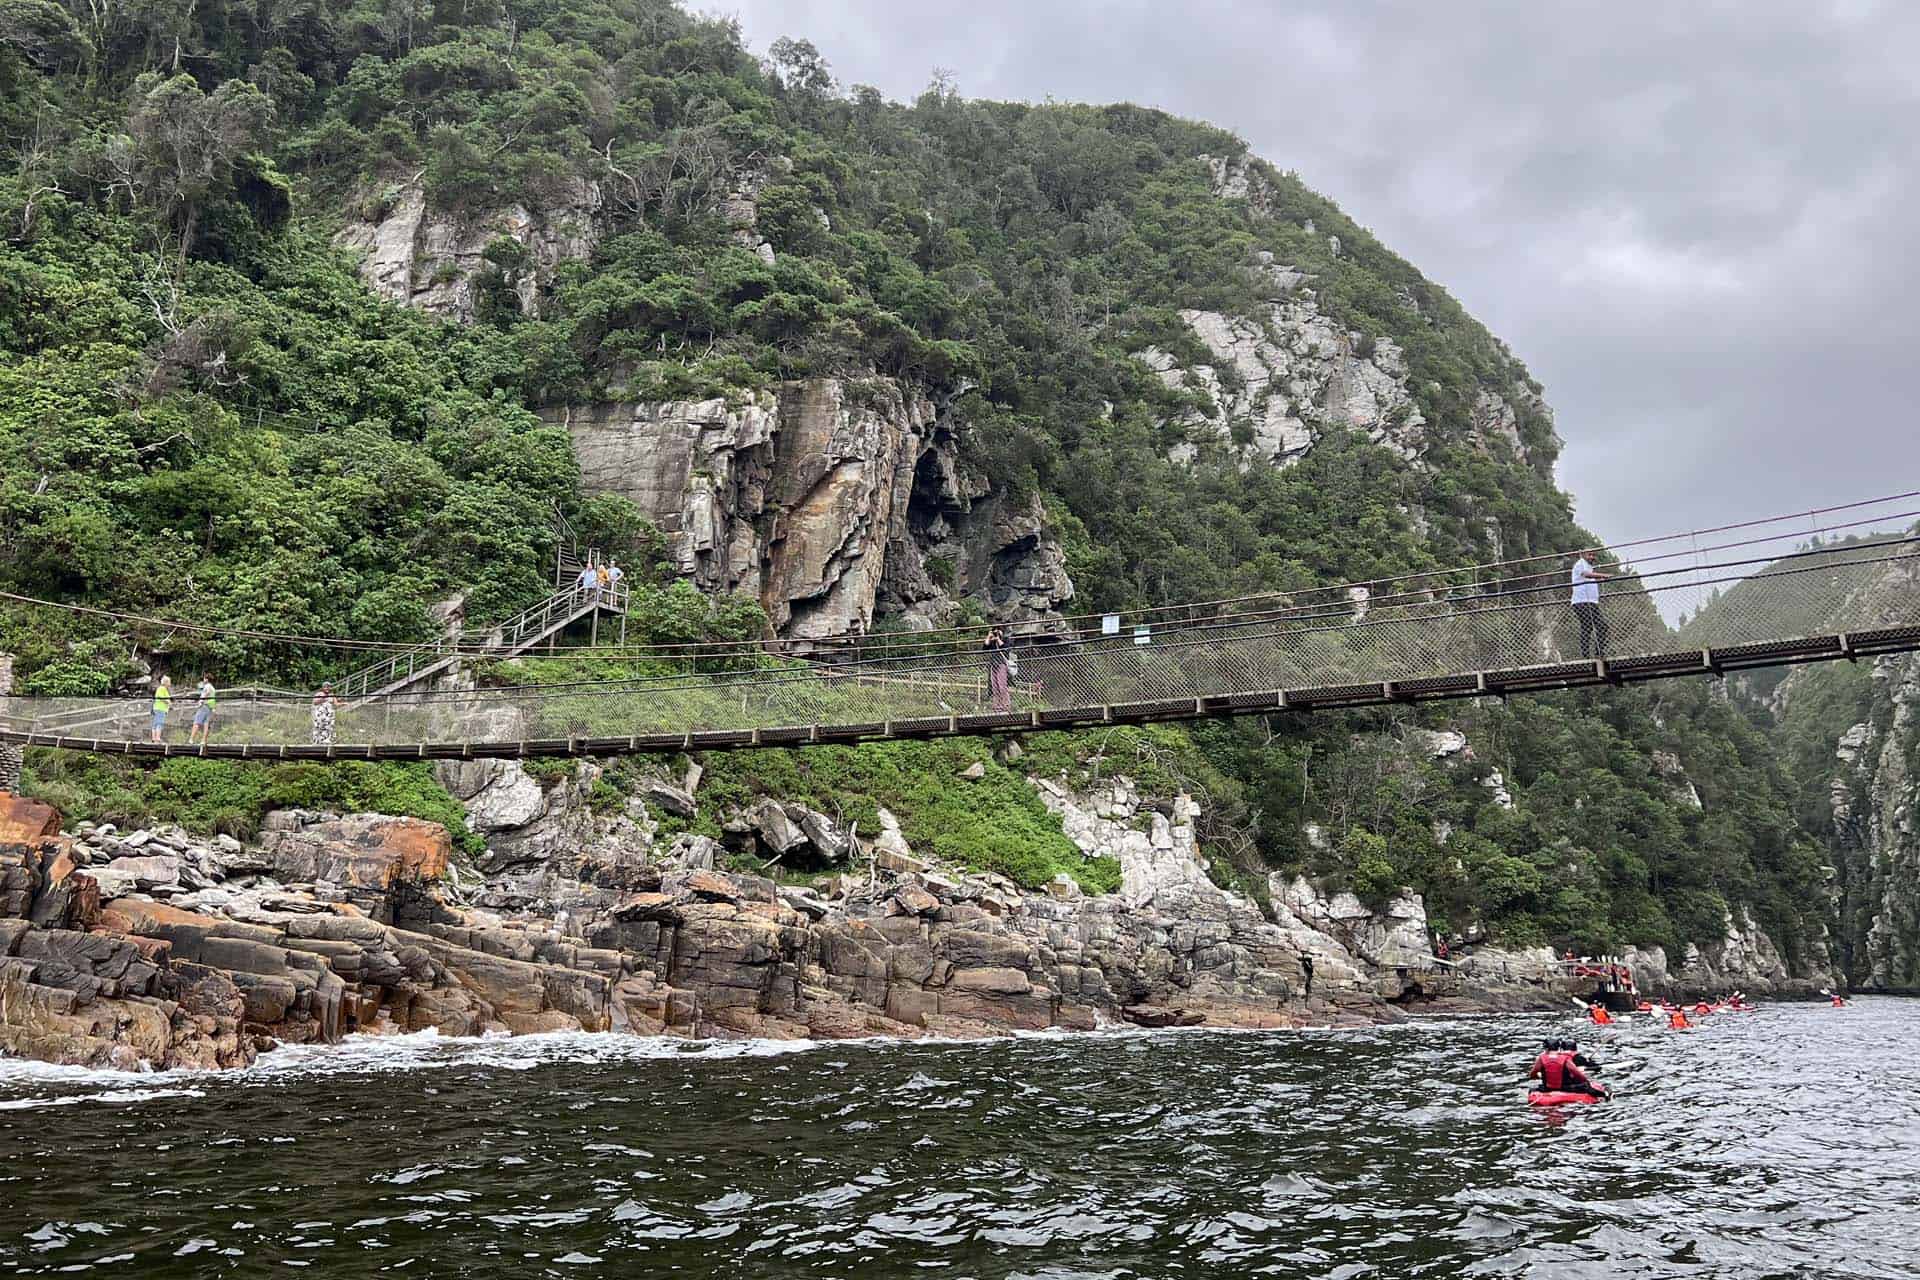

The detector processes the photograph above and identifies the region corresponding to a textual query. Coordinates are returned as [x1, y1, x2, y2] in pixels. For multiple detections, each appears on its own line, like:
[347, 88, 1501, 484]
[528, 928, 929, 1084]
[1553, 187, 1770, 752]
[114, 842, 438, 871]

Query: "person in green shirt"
[150, 676, 172, 742]
[188, 674, 217, 745]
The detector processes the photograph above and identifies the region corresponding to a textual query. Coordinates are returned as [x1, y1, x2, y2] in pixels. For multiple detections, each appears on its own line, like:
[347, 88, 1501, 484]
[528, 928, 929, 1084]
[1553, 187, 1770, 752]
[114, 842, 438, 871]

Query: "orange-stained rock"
[108, 932, 174, 964]
[379, 818, 450, 882]
[0, 793, 61, 844]
[614, 891, 679, 922]
[99, 899, 229, 936]
[252, 813, 450, 919]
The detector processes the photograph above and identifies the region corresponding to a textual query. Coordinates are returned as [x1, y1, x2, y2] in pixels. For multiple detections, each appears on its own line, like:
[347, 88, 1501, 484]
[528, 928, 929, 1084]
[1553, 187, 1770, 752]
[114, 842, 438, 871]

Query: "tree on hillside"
[767, 36, 832, 97]
[124, 72, 273, 273]
[0, 0, 87, 75]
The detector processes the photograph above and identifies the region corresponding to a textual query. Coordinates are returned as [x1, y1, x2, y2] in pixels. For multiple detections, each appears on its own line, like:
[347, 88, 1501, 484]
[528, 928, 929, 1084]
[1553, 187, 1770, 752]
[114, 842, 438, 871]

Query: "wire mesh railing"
[4, 539, 1917, 756]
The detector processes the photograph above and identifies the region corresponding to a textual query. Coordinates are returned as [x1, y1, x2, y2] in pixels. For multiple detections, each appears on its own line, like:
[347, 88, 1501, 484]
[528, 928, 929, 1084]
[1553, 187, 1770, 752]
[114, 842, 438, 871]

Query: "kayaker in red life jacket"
[1669, 1006, 1692, 1029]
[1529, 1039, 1607, 1098]
[1587, 1001, 1612, 1025]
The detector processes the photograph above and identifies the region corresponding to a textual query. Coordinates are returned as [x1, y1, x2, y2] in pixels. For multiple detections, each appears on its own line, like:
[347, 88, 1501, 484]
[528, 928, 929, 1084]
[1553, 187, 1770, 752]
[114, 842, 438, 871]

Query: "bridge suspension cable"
[5, 534, 1917, 759]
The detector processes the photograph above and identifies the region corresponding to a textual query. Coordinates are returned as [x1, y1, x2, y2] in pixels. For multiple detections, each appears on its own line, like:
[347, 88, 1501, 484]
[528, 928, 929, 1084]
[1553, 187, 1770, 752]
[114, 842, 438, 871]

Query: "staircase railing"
[335, 581, 630, 703]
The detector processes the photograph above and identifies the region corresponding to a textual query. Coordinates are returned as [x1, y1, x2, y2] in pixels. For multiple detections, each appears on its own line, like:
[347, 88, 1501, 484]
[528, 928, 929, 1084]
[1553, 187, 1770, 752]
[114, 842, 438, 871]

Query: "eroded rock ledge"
[4, 772, 1802, 1073]
[0, 784, 1459, 1072]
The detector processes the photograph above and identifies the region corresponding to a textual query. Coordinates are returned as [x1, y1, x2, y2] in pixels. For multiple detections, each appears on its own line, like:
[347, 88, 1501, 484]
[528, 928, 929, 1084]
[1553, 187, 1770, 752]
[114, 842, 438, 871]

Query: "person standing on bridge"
[606, 559, 625, 604]
[187, 674, 216, 745]
[577, 562, 598, 607]
[149, 675, 171, 743]
[310, 682, 337, 746]
[1570, 549, 1614, 658]
[983, 626, 1013, 712]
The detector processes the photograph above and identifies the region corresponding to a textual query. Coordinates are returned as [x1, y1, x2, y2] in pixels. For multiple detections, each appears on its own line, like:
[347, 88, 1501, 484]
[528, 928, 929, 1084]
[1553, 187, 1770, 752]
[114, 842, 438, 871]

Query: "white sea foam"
[0, 1086, 206, 1111]
[0, 1009, 1444, 1106]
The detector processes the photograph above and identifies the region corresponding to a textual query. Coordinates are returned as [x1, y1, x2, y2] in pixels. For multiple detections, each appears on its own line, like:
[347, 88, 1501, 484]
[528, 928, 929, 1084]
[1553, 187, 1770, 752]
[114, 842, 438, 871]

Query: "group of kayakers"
[1616, 993, 1759, 1030]
[1532, 988, 1852, 1107]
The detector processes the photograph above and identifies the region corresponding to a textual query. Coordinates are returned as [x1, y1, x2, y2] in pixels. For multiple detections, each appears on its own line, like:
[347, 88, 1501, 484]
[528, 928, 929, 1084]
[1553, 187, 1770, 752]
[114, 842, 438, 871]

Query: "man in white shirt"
[577, 563, 598, 605]
[1570, 549, 1613, 657]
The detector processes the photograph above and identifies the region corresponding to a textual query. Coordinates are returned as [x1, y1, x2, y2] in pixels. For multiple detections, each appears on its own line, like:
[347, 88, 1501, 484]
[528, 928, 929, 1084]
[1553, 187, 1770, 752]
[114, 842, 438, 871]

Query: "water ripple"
[1, 1001, 1916, 1277]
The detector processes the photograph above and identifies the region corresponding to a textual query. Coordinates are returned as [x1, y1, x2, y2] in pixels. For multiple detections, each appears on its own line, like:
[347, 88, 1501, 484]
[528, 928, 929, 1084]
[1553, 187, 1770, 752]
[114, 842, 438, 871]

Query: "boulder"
[1124, 1004, 1206, 1028]
[459, 761, 547, 832]
[683, 871, 740, 903]
[794, 808, 849, 860]
[890, 883, 940, 917]
[95, 854, 183, 895]
[255, 813, 450, 916]
[642, 779, 697, 819]
[743, 800, 806, 855]
[778, 888, 832, 920]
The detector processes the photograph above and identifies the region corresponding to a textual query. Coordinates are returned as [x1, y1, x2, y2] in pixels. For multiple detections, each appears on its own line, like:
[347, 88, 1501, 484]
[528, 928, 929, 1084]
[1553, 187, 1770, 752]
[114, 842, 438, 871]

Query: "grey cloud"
[726, 0, 1920, 548]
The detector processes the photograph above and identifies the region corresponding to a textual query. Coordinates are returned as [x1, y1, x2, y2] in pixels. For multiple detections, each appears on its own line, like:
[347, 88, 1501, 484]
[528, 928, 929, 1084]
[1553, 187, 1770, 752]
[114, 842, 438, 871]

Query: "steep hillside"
[0, 0, 1842, 974]
[1704, 538, 1920, 987]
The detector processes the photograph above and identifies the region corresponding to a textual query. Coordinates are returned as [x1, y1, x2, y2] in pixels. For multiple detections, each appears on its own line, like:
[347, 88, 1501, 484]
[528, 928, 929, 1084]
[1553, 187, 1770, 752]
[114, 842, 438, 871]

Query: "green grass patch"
[22, 751, 483, 855]
[663, 739, 1118, 894]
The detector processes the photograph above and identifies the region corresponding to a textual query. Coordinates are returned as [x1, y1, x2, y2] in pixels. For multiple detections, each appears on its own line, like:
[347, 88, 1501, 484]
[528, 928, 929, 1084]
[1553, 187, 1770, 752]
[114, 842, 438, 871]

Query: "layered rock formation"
[0, 797, 633, 1068]
[1621, 901, 1833, 999]
[545, 378, 1072, 641]
[6, 766, 1559, 1071]
[336, 180, 601, 321]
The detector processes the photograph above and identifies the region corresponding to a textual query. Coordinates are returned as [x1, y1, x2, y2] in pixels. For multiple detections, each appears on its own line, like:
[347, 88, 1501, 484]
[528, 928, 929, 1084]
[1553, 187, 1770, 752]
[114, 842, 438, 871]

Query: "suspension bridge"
[2, 499, 1918, 762]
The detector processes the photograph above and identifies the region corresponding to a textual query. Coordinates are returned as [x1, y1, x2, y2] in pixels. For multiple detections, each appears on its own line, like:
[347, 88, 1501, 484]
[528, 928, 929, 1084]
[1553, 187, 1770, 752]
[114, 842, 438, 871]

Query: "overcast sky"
[720, 0, 1919, 556]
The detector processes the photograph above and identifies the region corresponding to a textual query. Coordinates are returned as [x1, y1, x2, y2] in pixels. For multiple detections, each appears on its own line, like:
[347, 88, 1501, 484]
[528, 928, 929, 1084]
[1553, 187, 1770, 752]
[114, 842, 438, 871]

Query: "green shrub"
[19, 753, 481, 856]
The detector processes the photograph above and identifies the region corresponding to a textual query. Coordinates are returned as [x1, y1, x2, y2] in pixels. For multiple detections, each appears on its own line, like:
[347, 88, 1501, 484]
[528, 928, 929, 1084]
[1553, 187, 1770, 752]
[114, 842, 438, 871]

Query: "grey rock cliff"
[335, 181, 601, 322]
[546, 378, 1073, 642]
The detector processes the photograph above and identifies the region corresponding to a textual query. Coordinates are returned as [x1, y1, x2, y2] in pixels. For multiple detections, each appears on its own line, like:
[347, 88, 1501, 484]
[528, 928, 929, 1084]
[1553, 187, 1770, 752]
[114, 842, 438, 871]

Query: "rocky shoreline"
[0, 774, 1829, 1073]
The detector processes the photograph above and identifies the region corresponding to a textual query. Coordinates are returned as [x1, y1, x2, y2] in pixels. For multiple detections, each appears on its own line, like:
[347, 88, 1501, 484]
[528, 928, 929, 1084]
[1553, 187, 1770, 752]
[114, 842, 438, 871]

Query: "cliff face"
[1, 0, 1852, 1015]
[1808, 653, 1920, 986]
[1729, 552, 1920, 988]
[336, 180, 602, 322]
[544, 379, 1072, 641]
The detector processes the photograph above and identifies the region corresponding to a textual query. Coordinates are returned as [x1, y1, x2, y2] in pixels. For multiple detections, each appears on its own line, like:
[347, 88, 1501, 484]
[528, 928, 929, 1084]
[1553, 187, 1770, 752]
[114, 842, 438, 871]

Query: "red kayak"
[1528, 1090, 1605, 1107]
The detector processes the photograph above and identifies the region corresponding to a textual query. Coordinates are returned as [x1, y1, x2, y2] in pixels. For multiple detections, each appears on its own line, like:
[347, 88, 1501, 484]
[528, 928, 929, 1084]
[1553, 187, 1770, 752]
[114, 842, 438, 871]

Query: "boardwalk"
[3, 522, 1918, 761]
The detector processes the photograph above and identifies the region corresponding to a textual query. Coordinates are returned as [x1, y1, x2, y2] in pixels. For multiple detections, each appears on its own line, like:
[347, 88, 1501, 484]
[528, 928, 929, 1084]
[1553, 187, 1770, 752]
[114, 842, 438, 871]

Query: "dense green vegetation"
[0, 0, 1847, 965]
[0, 0, 1576, 640]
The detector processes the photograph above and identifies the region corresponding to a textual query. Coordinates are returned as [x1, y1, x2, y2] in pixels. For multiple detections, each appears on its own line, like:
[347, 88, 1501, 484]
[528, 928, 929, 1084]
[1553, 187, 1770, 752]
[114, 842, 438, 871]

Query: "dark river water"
[1, 999, 1914, 1278]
